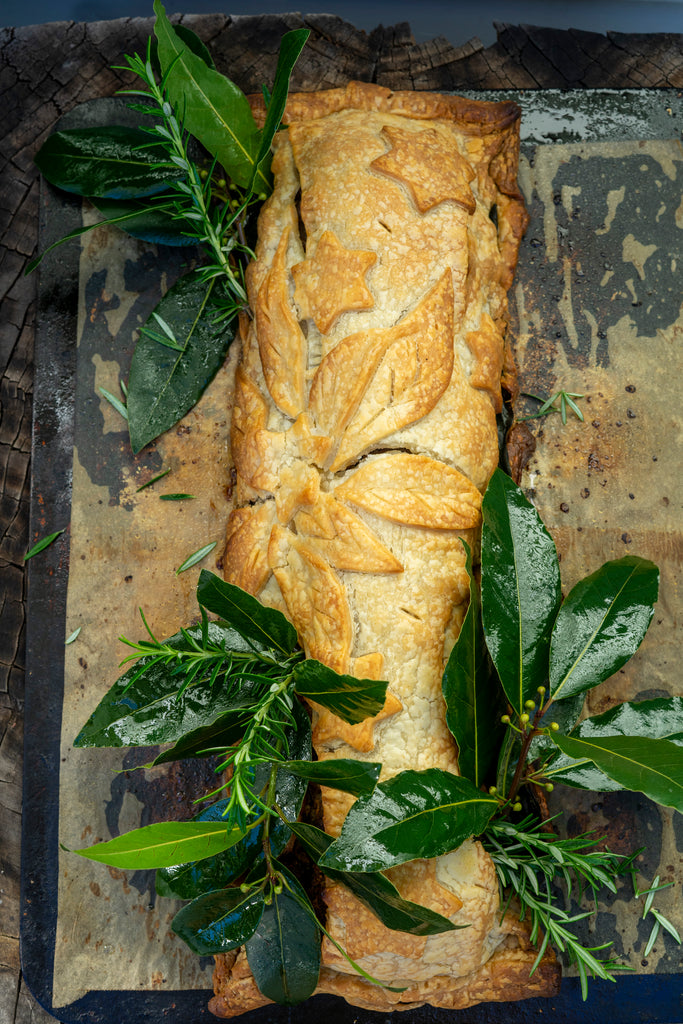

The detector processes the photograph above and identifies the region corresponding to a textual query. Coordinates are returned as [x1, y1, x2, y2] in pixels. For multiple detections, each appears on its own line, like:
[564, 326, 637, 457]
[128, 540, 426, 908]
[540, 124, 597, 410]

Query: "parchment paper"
[53, 212, 237, 1006]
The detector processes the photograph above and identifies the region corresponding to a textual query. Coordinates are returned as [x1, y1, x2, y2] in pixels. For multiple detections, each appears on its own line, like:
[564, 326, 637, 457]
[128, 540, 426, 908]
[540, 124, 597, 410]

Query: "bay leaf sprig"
[31, 6, 310, 453]
[440, 468, 680, 993]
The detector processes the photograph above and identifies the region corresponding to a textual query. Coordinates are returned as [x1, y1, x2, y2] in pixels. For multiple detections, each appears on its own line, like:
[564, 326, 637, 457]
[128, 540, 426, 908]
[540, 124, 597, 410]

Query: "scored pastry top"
[227, 82, 527, 732]
[212, 82, 562, 1018]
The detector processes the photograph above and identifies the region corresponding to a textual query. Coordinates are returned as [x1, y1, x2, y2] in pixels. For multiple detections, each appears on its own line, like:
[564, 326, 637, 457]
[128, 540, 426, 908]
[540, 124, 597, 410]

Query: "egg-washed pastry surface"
[211, 81, 559, 1016]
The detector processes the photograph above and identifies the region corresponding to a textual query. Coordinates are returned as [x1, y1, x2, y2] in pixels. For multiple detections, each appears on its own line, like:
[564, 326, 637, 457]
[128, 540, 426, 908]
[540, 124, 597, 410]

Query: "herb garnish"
[31, 2, 309, 454]
[71, 471, 681, 1003]
[520, 389, 585, 423]
[24, 529, 65, 561]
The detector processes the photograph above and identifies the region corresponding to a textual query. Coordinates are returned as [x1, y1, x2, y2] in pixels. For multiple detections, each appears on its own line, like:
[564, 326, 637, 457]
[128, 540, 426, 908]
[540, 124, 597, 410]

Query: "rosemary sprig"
[118, 605, 303, 831]
[484, 816, 631, 999]
[631, 872, 682, 956]
[117, 44, 254, 324]
[520, 389, 585, 424]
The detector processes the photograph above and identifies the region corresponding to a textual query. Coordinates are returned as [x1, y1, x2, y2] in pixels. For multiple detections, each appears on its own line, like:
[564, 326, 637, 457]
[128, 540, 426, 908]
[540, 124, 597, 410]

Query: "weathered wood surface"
[2, 13, 683, 1021]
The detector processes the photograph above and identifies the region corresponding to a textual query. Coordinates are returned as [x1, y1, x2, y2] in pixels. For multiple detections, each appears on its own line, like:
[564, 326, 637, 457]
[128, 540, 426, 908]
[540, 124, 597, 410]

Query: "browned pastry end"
[214, 80, 560, 1016]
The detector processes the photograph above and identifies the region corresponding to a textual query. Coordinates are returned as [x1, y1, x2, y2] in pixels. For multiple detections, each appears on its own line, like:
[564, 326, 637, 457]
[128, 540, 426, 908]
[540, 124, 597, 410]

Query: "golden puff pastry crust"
[213, 81, 559, 1016]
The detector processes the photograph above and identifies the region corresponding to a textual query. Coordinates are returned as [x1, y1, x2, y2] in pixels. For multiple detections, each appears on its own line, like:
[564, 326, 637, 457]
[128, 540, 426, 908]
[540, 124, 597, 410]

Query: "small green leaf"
[172, 23, 216, 69]
[136, 468, 172, 491]
[99, 386, 128, 420]
[92, 196, 198, 246]
[550, 733, 683, 813]
[481, 469, 562, 714]
[292, 660, 387, 725]
[74, 820, 243, 869]
[549, 556, 659, 703]
[249, 29, 309, 190]
[176, 541, 217, 574]
[291, 822, 461, 936]
[284, 758, 381, 797]
[160, 493, 195, 500]
[154, 0, 265, 191]
[172, 886, 265, 955]
[65, 627, 82, 645]
[245, 864, 320, 1004]
[197, 570, 298, 656]
[127, 274, 235, 454]
[24, 529, 64, 561]
[319, 769, 497, 873]
[34, 126, 181, 199]
[442, 539, 504, 787]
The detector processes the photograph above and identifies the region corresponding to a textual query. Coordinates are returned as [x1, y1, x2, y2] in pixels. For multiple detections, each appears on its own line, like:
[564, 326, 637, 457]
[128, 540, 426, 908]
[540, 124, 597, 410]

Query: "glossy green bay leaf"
[245, 865, 320, 1005]
[319, 769, 497, 873]
[92, 196, 198, 246]
[551, 733, 683, 812]
[127, 275, 235, 453]
[34, 126, 181, 199]
[284, 758, 381, 796]
[74, 820, 242, 869]
[543, 697, 683, 792]
[197, 570, 298, 656]
[74, 621, 259, 748]
[549, 556, 659, 702]
[154, 0, 265, 192]
[172, 887, 265, 955]
[248, 29, 309, 190]
[148, 709, 250, 766]
[292, 659, 387, 725]
[442, 539, 504, 787]
[481, 469, 561, 714]
[171, 23, 216, 69]
[291, 822, 461, 936]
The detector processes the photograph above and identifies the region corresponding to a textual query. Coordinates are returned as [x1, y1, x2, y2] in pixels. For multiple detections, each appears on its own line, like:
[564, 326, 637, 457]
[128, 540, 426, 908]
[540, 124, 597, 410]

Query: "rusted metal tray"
[23, 90, 683, 1023]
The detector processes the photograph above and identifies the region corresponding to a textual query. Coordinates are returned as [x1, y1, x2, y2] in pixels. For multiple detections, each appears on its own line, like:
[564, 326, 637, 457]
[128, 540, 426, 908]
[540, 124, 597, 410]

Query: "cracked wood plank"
[2, 13, 683, 1023]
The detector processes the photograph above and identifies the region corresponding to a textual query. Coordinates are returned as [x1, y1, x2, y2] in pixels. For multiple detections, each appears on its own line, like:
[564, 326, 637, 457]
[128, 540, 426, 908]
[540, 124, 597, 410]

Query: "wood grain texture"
[2, 13, 683, 1021]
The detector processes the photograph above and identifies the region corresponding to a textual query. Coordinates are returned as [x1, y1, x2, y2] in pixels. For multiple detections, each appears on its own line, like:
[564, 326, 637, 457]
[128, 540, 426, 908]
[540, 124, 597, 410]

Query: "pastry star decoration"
[292, 230, 377, 335]
[312, 692, 404, 754]
[371, 125, 476, 215]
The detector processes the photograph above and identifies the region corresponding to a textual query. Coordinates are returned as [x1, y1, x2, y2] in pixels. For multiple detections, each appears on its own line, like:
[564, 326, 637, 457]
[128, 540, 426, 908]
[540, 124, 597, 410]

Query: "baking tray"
[23, 90, 683, 1023]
